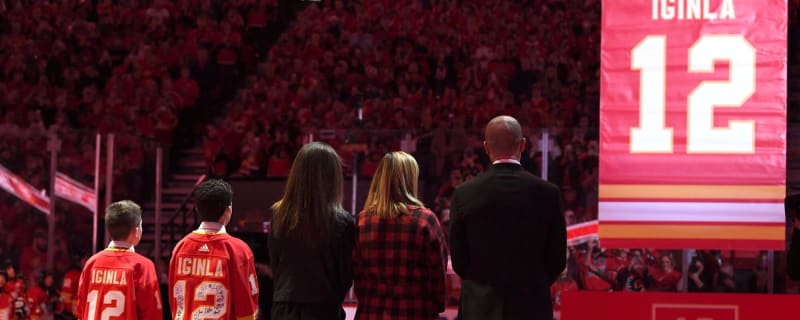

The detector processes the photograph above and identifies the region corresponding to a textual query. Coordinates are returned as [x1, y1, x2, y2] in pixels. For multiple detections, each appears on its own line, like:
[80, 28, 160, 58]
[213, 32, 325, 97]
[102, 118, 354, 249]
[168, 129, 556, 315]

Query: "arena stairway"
[137, 147, 207, 262]
[130, 0, 306, 262]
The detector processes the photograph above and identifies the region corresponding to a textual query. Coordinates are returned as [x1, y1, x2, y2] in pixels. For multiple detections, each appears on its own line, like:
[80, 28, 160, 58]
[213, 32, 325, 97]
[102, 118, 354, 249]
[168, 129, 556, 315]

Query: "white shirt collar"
[492, 159, 521, 165]
[108, 240, 135, 252]
[197, 221, 227, 234]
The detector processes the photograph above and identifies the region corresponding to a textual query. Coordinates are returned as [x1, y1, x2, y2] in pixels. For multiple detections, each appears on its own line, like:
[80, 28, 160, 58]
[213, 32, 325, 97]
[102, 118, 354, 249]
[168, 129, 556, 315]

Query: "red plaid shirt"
[353, 206, 448, 320]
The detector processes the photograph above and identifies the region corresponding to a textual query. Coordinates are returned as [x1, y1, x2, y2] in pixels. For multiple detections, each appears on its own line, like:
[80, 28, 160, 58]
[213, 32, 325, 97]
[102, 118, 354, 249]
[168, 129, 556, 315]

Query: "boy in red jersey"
[75, 201, 163, 320]
[169, 179, 259, 320]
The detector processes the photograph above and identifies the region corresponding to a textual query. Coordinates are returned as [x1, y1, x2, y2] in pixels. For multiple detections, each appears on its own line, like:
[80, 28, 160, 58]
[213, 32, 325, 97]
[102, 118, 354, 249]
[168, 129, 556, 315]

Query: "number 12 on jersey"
[172, 280, 229, 320]
[630, 35, 756, 154]
[85, 290, 124, 320]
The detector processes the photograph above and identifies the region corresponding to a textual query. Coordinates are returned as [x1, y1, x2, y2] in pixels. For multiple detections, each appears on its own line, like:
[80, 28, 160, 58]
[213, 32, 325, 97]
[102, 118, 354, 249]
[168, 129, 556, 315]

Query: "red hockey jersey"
[75, 248, 162, 320]
[168, 230, 259, 320]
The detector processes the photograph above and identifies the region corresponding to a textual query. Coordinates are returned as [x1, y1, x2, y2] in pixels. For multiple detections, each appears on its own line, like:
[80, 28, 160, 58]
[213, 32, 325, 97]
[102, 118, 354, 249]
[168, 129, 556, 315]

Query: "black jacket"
[269, 209, 355, 315]
[450, 163, 566, 320]
[789, 227, 800, 281]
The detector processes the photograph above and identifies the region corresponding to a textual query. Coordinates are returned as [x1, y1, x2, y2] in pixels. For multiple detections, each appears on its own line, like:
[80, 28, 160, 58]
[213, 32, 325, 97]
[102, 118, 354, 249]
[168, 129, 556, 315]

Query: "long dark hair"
[271, 142, 344, 244]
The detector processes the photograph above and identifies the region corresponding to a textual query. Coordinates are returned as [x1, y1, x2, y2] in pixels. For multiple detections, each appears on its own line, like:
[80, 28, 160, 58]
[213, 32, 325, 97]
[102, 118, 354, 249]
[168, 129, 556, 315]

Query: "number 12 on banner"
[630, 35, 756, 154]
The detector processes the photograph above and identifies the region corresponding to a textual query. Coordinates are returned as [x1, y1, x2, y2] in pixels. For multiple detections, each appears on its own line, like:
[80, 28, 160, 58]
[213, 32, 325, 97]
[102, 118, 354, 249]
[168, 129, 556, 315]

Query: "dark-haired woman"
[269, 142, 355, 320]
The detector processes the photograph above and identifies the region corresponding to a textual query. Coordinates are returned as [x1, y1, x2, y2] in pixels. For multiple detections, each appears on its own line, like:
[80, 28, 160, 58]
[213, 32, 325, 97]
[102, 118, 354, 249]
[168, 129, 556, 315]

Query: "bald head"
[484, 115, 525, 160]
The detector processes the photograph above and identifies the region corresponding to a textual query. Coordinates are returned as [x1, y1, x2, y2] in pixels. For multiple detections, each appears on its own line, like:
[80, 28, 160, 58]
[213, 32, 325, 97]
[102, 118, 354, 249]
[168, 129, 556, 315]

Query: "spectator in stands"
[716, 263, 738, 293]
[0, 271, 11, 320]
[2, 263, 14, 294]
[267, 147, 291, 177]
[433, 168, 462, 232]
[459, 148, 484, 180]
[18, 230, 47, 281]
[564, 210, 577, 226]
[604, 249, 629, 289]
[9, 275, 28, 319]
[27, 271, 60, 318]
[551, 267, 579, 312]
[60, 256, 86, 317]
[688, 255, 714, 292]
[175, 67, 200, 109]
[652, 254, 681, 292]
[359, 150, 381, 177]
[583, 240, 614, 292]
[754, 251, 770, 293]
[0, 113, 21, 139]
[353, 151, 447, 319]
[616, 256, 652, 292]
[562, 186, 582, 222]
[269, 142, 354, 319]
[399, 132, 417, 154]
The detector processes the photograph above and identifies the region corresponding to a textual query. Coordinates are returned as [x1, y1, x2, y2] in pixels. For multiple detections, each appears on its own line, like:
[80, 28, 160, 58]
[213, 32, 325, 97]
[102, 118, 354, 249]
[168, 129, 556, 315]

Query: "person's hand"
[255, 263, 272, 278]
[587, 239, 597, 250]
[693, 260, 704, 274]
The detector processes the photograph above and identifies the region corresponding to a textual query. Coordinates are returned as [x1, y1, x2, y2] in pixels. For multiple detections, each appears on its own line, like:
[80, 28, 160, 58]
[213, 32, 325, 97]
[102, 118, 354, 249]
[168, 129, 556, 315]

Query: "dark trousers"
[271, 302, 346, 320]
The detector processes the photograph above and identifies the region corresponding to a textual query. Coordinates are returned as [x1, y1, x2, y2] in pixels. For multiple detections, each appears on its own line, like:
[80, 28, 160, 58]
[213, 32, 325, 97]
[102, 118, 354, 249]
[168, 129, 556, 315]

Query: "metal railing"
[161, 174, 207, 255]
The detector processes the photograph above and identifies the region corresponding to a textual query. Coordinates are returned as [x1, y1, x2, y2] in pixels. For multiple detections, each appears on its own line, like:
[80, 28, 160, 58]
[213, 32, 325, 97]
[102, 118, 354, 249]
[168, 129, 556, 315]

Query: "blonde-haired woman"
[353, 151, 448, 320]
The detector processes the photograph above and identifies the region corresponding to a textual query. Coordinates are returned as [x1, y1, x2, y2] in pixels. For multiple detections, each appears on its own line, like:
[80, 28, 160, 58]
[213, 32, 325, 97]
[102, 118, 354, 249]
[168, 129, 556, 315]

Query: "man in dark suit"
[788, 195, 800, 280]
[450, 115, 567, 320]
[789, 217, 800, 281]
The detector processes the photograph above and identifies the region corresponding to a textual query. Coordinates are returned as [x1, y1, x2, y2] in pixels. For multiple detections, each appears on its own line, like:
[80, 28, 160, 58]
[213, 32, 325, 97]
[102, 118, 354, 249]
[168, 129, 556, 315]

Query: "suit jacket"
[789, 227, 800, 281]
[450, 162, 567, 320]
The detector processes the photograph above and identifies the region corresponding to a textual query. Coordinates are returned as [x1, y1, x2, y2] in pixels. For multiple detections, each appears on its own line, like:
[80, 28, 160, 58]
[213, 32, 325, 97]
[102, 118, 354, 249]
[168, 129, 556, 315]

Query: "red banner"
[561, 291, 800, 320]
[567, 220, 598, 246]
[599, 0, 787, 249]
[0, 164, 50, 214]
[55, 172, 97, 213]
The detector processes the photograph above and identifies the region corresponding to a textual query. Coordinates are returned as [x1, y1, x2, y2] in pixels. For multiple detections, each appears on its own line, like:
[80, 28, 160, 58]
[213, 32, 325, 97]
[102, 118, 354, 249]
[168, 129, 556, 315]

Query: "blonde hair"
[363, 151, 424, 219]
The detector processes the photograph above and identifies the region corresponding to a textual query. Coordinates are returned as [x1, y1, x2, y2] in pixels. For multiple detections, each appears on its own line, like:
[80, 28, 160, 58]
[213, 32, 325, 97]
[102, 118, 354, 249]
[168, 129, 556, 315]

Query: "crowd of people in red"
[0, 239, 86, 320]
[0, 0, 283, 317]
[200, 0, 602, 219]
[211, 0, 595, 175]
